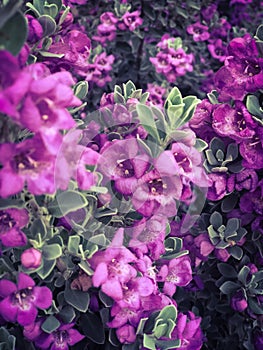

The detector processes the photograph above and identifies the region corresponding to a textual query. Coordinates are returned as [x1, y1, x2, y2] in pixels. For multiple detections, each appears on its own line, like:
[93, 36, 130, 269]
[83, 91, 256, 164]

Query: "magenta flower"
[208, 39, 227, 62]
[150, 52, 172, 75]
[230, 289, 248, 312]
[239, 180, 263, 215]
[0, 273, 52, 326]
[0, 135, 57, 197]
[118, 10, 143, 31]
[239, 128, 263, 169]
[171, 311, 203, 350]
[227, 169, 258, 192]
[116, 324, 137, 344]
[26, 15, 43, 43]
[98, 138, 150, 195]
[187, 22, 210, 41]
[0, 208, 28, 247]
[157, 255, 192, 296]
[89, 229, 137, 300]
[206, 173, 227, 201]
[24, 318, 85, 350]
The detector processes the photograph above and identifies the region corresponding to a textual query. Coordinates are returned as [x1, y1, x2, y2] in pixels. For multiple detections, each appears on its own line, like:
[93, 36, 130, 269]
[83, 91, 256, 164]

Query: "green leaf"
[48, 190, 88, 218]
[167, 105, 185, 129]
[219, 281, 240, 294]
[207, 90, 219, 104]
[217, 263, 237, 278]
[225, 218, 239, 237]
[123, 80, 136, 99]
[99, 290, 114, 307]
[38, 15, 57, 37]
[246, 95, 263, 123]
[64, 284, 90, 312]
[136, 317, 148, 335]
[155, 339, 181, 349]
[136, 104, 160, 142]
[180, 96, 200, 125]
[210, 211, 223, 229]
[38, 50, 65, 58]
[154, 323, 167, 338]
[41, 315, 60, 333]
[157, 305, 177, 322]
[68, 236, 80, 255]
[81, 313, 105, 343]
[74, 81, 89, 100]
[37, 258, 56, 279]
[0, 10, 27, 55]
[194, 138, 208, 152]
[43, 3, 58, 18]
[165, 87, 183, 107]
[221, 193, 238, 213]
[46, 0, 62, 13]
[42, 244, 62, 260]
[143, 334, 156, 350]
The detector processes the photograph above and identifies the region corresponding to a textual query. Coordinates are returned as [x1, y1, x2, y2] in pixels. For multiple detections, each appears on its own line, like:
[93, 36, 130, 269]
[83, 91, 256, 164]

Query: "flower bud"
[21, 248, 42, 269]
[230, 290, 248, 312]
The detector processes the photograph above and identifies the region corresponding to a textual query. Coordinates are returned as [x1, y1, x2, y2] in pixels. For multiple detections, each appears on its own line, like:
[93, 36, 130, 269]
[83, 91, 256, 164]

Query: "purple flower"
[24, 318, 85, 350]
[129, 215, 167, 260]
[212, 101, 257, 141]
[0, 273, 52, 326]
[239, 180, 263, 215]
[187, 22, 210, 42]
[208, 39, 227, 62]
[253, 328, 263, 350]
[230, 289, 248, 312]
[0, 208, 28, 247]
[150, 52, 172, 75]
[171, 311, 203, 350]
[206, 173, 227, 201]
[98, 138, 150, 195]
[118, 10, 143, 31]
[239, 128, 263, 169]
[26, 15, 43, 43]
[21, 248, 42, 269]
[227, 169, 258, 192]
[157, 255, 192, 296]
[214, 34, 263, 102]
[0, 135, 57, 197]
[132, 167, 182, 217]
[89, 229, 137, 300]
[116, 324, 136, 344]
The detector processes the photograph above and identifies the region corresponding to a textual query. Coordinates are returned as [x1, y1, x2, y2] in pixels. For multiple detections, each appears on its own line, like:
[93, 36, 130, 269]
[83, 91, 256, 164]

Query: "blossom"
[0, 273, 52, 326]
[212, 101, 257, 141]
[206, 173, 227, 201]
[0, 208, 28, 247]
[24, 318, 85, 349]
[21, 248, 42, 269]
[187, 22, 210, 42]
[208, 39, 227, 62]
[239, 180, 263, 215]
[26, 15, 43, 43]
[0, 135, 57, 197]
[116, 324, 136, 344]
[98, 138, 150, 195]
[118, 10, 143, 31]
[89, 229, 137, 300]
[157, 255, 192, 296]
[230, 289, 248, 312]
[171, 311, 203, 350]
[239, 128, 263, 169]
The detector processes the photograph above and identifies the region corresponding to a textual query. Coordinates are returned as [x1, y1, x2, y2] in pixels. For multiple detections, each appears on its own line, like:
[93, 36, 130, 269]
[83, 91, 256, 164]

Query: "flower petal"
[0, 279, 17, 298]
[0, 297, 18, 322]
[17, 304, 38, 326]
[17, 272, 35, 290]
[33, 286, 53, 309]
[67, 329, 85, 346]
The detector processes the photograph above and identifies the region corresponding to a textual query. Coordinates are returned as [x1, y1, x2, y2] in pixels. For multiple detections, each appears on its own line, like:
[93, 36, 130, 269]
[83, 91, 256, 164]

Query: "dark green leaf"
[238, 265, 251, 286]
[155, 338, 181, 349]
[41, 315, 60, 333]
[217, 263, 237, 278]
[38, 15, 57, 37]
[229, 245, 243, 260]
[221, 193, 238, 213]
[0, 0, 23, 29]
[64, 284, 90, 312]
[256, 24, 263, 41]
[248, 298, 263, 314]
[99, 290, 114, 307]
[136, 317, 148, 335]
[246, 95, 263, 119]
[219, 281, 240, 294]
[81, 313, 105, 343]
[59, 305, 76, 323]
[210, 211, 223, 229]
[43, 3, 58, 18]
[207, 90, 219, 104]
[0, 11, 27, 55]
[68, 236, 80, 255]
[74, 81, 89, 100]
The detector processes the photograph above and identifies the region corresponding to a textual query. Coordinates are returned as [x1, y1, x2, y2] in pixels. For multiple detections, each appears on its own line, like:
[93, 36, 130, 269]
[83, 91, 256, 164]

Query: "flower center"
[12, 287, 34, 310]
[173, 151, 191, 171]
[116, 159, 135, 178]
[147, 178, 166, 195]
[54, 330, 69, 347]
[0, 211, 16, 234]
[244, 60, 260, 76]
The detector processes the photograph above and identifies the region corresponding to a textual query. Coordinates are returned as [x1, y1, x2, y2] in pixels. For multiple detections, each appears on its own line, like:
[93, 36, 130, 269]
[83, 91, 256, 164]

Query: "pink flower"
[21, 248, 42, 269]
[118, 10, 143, 31]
